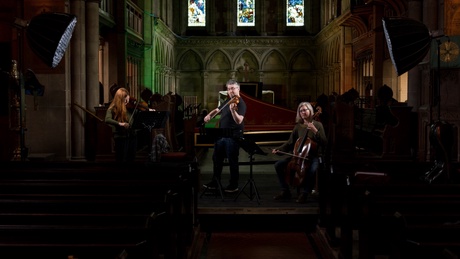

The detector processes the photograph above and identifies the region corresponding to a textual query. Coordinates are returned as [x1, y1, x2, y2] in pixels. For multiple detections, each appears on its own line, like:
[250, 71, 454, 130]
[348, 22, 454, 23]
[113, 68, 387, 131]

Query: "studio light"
[16, 12, 77, 68]
[382, 17, 431, 76]
[383, 16, 454, 183]
[13, 12, 77, 160]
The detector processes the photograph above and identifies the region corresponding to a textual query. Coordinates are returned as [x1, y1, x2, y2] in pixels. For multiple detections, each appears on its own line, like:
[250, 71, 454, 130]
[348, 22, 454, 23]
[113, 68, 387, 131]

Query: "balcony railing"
[99, 0, 114, 15]
[126, 0, 143, 37]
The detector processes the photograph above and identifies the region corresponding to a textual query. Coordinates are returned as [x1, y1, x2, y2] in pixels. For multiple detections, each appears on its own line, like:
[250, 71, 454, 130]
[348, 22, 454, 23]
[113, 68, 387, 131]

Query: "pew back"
[0, 161, 199, 259]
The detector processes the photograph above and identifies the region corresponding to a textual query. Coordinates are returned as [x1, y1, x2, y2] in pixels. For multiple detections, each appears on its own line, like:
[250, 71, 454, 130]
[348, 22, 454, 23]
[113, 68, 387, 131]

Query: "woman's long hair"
[108, 87, 129, 123]
[295, 102, 315, 124]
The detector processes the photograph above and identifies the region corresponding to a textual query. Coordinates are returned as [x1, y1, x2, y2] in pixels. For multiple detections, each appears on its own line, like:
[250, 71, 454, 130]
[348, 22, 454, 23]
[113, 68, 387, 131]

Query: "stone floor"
[194, 146, 339, 259]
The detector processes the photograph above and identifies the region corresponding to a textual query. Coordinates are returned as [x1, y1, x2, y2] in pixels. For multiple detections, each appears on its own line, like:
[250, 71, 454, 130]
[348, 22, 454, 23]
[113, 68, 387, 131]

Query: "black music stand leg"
[234, 154, 260, 204]
[200, 176, 224, 201]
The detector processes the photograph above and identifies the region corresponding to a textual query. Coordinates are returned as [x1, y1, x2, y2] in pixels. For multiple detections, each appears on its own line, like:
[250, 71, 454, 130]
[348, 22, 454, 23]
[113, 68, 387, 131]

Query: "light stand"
[382, 17, 454, 183]
[12, 12, 77, 161]
[422, 38, 454, 183]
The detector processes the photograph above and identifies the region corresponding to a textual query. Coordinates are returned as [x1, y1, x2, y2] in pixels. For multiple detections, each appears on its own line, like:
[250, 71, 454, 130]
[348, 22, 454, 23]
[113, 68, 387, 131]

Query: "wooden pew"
[331, 100, 414, 161]
[0, 161, 199, 259]
[337, 163, 460, 259]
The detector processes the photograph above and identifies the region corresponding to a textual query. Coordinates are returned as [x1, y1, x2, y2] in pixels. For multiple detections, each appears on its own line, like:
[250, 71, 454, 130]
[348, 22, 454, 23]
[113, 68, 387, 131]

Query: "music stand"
[134, 111, 169, 162]
[234, 136, 267, 204]
[133, 111, 169, 131]
[199, 128, 234, 201]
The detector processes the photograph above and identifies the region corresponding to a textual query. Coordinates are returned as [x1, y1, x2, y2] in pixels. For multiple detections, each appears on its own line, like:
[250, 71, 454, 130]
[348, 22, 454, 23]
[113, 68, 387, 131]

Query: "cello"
[283, 107, 322, 187]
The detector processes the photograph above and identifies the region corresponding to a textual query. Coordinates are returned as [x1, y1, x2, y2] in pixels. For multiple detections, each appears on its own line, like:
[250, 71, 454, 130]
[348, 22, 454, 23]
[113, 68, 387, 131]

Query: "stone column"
[371, 3, 384, 108]
[259, 0, 266, 36]
[258, 71, 264, 83]
[277, 1, 285, 35]
[227, 1, 235, 35]
[202, 71, 209, 109]
[284, 72, 291, 107]
[342, 27, 353, 95]
[115, 0, 127, 89]
[85, 0, 100, 111]
[70, 0, 86, 160]
[144, 0, 154, 91]
[407, 0, 427, 161]
[175, 71, 181, 94]
[407, 0, 424, 110]
[208, 0, 216, 35]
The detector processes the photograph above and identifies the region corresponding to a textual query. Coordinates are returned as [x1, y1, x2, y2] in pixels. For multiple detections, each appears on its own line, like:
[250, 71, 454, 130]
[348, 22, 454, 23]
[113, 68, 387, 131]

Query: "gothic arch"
[375, 0, 406, 16]
[233, 50, 260, 82]
[289, 50, 315, 71]
[233, 49, 260, 71]
[205, 50, 231, 71]
[317, 36, 340, 68]
[177, 50, 203, 71]
[329, 37, 340, 64]
[261, 50, 287, 71]
[166, 45, 174, 68]
[154, 36, 164, 64]
[154, 36, 175, 68]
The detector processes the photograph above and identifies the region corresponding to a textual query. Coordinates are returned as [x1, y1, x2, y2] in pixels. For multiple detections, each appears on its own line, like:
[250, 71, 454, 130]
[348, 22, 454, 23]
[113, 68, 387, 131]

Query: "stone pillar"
[144, 0, 154, 90]
[342, 27, 353, 95]
[180, 0, 187, 36]
[284, 72, 291, 107]
[227, 1, 235, 35]
[371, 3, 384, 108]
[259, 0, 266, 36]
[277, 1, 285, 35]
[175, 71, 181, 94]
[70, 0, 86, 160]
[208, 0, 216, 35]
[407, 0, 424, 110]
[407, 0, 427, 161]
[258, 71, 264, 83]
[115, 0, 127, 89]
[85, 0, 100, 111]
[202, 71, 209, 109]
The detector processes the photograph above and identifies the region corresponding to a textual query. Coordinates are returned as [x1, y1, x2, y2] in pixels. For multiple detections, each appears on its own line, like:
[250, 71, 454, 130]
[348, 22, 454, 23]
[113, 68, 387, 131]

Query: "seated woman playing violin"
[272, 102, 327, 203]
[105, 87, 155, 162]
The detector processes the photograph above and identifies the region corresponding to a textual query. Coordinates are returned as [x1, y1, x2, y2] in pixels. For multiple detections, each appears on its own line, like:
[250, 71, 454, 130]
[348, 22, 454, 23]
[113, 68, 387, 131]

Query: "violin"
[127, 97, 150, 111]
[206, 95, 240, 122]
[230, 96, 239, 110]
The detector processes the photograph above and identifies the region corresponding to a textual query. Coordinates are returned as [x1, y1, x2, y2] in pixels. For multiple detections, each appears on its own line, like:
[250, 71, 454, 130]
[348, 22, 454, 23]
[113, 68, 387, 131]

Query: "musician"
[203, 79, 247, 193]
[105, 87, 154, 162]
[272, 102, 327, 203]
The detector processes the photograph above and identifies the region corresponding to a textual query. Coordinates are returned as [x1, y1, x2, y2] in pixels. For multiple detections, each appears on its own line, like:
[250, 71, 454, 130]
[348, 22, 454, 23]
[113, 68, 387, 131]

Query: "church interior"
[1, 0, 460, 258]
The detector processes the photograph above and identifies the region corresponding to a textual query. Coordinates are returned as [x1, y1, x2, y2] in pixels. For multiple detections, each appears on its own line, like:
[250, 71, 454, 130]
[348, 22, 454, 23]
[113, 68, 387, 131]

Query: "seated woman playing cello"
[272, 102, 327, 203]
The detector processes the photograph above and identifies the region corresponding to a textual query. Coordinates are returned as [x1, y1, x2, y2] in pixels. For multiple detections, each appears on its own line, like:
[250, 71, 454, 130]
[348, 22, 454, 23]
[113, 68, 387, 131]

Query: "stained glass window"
[237, 0, 255, 27]
[286, 0, 304, 26]
[188, 0, 206, 27]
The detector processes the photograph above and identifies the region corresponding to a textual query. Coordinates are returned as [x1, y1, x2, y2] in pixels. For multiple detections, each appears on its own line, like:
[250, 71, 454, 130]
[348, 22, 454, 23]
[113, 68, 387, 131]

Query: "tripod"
[234, 137, 266, 204]
[200, 175, 224, 201]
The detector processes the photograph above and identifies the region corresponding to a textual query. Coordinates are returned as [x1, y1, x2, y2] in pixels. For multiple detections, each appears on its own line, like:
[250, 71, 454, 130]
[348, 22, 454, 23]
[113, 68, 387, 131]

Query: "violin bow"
[206, 95, 239, 122]
[272, 149, 310, 160]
